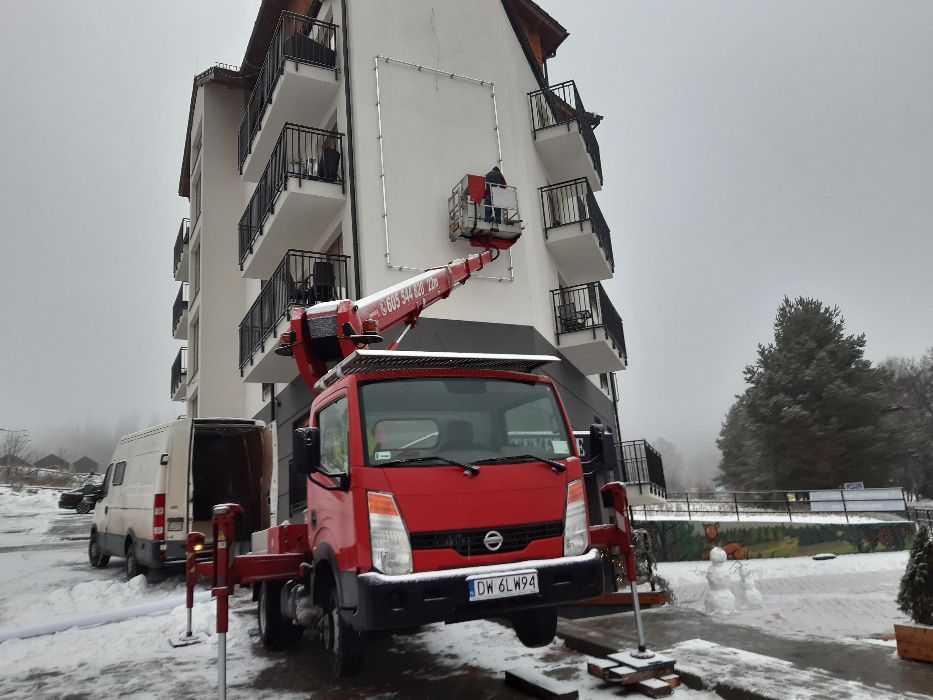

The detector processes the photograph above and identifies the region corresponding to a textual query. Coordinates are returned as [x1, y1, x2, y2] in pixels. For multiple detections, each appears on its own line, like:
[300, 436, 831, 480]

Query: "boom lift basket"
[448, 174, 522, 249]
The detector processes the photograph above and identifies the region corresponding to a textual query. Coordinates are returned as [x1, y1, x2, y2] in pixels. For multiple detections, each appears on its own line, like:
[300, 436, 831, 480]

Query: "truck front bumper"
[352, 549, 604, 631]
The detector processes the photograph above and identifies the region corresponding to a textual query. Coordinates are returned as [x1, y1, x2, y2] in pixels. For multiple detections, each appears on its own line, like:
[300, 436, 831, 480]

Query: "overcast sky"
[1, 1, 931, 471]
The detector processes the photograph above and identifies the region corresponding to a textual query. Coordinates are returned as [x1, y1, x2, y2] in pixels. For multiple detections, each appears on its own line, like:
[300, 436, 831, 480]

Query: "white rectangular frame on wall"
[374, 55, 515, 283]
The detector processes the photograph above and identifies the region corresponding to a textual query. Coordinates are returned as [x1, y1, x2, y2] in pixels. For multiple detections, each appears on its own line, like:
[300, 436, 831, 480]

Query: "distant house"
[72, 456, 99, 475]
[34, 454, 71, 471]
[0, 454, 32, 469]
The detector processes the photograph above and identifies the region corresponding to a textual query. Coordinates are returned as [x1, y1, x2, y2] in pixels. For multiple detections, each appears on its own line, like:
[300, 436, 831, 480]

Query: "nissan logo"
[483, 530, 504, 552]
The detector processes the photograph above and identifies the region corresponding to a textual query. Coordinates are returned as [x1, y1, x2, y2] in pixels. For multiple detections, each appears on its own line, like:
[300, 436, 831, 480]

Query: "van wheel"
[125, 545, 147, 581]
[322, 587, 364, 677]
[88, 533, 109, 568]
[511, 607, 557, 648]
[258, 581, 302, 649]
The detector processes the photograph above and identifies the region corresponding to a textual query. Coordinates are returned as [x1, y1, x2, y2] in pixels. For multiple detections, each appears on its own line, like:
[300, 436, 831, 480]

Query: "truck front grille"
[410, 521, 563, 557]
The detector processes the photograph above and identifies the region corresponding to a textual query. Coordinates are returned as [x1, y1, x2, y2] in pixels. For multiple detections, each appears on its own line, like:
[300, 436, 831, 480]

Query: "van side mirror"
[292, 427, 321, 476]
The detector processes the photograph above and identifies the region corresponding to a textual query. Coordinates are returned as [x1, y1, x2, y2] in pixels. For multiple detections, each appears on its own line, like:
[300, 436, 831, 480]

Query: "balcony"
[550, 282, 627, 375]
[238, 12, 339, 181]
[528, 81, 603, 191]
[173, 218, 190, 282]
[238, 124, 346, 279]
[171, 347, 187, 401]
[172, 283, 189, 340]
[239, 249, 350, 382]
[540, 179, 613, 284]
[618, 440, 667, 505]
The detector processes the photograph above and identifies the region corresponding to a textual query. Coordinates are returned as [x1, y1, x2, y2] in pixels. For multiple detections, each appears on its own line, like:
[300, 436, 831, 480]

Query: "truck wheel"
[88, 533, 109, 569]
[258, 580, 302, 649]
[322, 587, 364, 677]
[125, 544, 148, 582]
[511, 607, 557, 648]
[76, 501, 91, 515]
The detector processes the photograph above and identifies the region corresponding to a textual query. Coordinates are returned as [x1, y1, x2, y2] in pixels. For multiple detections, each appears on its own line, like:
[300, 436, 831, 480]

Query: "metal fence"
[238, 124, 345, 266]
[550, 282, 627, 363]
[171, 347, 187, 398]
[238, 12, 338, 171]
[172, 283, 188, 335]
[911, 507, 933, 527]
[173, 218, 189, 277]
[239, 250, 350, 372]
[539, 178, 613, 270]
[635, 488, 911, 523]
[528, 80, 603, 184]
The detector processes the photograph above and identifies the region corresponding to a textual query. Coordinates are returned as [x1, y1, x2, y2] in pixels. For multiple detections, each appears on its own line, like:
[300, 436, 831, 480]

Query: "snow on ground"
[657, 550, 910, 642]
[0, 487, 723, 698]
[0, 486, 67, 547]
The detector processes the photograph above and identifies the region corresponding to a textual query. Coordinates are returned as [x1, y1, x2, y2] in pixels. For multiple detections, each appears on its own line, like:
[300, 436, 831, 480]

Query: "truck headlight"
[563, 479, 589, 556]
[367, 491, 413, 576]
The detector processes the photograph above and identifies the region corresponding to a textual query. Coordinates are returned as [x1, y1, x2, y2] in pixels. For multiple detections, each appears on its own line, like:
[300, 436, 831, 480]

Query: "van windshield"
[358, 378, 573, 467]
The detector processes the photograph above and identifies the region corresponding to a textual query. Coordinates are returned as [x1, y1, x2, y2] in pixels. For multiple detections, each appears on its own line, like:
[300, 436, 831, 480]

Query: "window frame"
[112, 461, 127, 487]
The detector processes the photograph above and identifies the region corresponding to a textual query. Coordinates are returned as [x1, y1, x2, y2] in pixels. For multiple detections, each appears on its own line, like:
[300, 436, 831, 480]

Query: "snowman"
[736, 562, 763, 609]
[703, 546, 736, 614]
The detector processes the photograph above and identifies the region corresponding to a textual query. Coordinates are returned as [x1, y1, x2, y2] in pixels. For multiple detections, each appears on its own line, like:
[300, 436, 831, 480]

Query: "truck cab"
[263, 350, 604, 675]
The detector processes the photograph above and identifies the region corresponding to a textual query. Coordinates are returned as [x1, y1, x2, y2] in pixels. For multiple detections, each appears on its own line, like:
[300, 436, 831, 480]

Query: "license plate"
[467, 570, 539, 602]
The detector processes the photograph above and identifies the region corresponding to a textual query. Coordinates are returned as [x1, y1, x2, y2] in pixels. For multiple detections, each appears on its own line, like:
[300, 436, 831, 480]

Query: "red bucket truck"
[187, 231, 653, 682]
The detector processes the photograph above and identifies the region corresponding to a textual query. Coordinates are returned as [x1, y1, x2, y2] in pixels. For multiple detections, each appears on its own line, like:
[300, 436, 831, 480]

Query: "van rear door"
[164, 418, 193, 545]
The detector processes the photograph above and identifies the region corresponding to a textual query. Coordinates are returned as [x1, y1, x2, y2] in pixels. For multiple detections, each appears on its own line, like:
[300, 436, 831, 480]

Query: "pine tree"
[897, 527, 933, 625]
[718, 297, 900, 490]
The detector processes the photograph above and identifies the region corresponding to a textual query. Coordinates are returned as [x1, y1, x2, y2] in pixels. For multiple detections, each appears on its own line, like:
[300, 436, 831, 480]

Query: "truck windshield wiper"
[376, 455, 479, 477]
[474, 454, 567, 473]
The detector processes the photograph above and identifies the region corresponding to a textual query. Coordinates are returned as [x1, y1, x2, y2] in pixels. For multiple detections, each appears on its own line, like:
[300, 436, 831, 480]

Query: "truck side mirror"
[292, 427, 321, 476]
[585, 423, 606, 467]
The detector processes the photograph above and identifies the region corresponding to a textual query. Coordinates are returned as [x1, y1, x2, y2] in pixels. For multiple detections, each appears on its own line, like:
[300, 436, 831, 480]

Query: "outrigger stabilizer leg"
[170, 531, 208, 648]
[598, 482, 654, 659]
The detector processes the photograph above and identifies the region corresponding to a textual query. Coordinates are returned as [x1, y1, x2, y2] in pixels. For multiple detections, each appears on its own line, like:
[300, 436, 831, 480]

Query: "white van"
[88, 418, 273, 580]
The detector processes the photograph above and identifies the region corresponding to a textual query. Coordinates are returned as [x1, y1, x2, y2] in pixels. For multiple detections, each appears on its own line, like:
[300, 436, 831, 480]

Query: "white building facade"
[171, 0, 627, 520]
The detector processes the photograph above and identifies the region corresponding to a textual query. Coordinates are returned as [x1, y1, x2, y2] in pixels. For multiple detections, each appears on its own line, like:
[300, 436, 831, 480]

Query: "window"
[112, 461, 127, 486]
[101, 464, 114, 497]
[359, 378, 573, 465]
[192, 176, 202, 225]
[316, 398, 349, 476]
[190, 318, 199, 376]
[191, 244, 201, 298]
[262, 383, 274, 401]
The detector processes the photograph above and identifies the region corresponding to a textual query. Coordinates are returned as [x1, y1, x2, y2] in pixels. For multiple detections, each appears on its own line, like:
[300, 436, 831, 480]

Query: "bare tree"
[1, 429, 32, 489]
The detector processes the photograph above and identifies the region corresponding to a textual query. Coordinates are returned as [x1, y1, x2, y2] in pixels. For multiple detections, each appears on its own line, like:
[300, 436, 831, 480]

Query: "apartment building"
[170, 0, 628, 520]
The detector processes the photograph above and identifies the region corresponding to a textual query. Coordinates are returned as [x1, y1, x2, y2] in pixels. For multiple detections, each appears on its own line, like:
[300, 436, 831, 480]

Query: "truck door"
[95, 463, 115, 553]
[308, 396, 354, 555]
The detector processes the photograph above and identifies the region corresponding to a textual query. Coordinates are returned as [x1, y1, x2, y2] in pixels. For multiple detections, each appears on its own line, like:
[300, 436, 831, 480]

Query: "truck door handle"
[104, 506, 108, 514]
[310, 510, 317, 529]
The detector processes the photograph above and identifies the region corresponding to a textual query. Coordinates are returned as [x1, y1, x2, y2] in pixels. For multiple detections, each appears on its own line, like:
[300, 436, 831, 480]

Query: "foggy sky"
[2, 1, 931, 473]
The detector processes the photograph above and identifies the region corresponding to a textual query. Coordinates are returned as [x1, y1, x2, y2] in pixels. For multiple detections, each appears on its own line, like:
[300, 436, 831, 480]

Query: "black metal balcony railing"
[550, 282, 627, 362]
[173, 218, 190, 277]
[171, 347, 188, 398]
[618, 440, 666, 490]
[172, 283, 188, 335]
[539, 178, 614, 271]
[238, 124, 345, 267]
[237, 12, 338, 172]
[239, 250, 350, 372]
[528, 80, 603, 184]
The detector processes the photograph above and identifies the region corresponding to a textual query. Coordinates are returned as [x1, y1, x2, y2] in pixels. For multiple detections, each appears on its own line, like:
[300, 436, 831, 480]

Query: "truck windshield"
[359, 377, 573, 467]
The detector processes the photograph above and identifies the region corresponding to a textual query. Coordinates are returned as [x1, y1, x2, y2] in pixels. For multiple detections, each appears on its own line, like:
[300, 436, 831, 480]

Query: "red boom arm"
[286, 248, 500, 389]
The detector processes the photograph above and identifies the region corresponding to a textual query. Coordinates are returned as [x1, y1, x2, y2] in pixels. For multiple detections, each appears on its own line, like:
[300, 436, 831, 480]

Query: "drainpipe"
[340, 0, 362, 298]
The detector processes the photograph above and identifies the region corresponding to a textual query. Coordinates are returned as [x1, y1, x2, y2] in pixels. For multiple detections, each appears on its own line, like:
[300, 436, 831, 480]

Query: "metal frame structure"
[374, 55, 515, 282]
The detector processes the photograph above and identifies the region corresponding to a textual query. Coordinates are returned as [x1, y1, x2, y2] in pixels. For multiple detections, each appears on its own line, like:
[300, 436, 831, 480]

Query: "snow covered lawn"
[657, 550, 911, 642]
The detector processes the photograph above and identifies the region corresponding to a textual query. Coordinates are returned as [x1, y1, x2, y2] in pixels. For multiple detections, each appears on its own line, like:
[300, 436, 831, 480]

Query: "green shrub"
[897, 527, 933, 625]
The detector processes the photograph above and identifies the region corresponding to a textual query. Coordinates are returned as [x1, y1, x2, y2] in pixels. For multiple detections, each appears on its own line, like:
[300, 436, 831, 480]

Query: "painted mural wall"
[637, 519, 917, 562]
